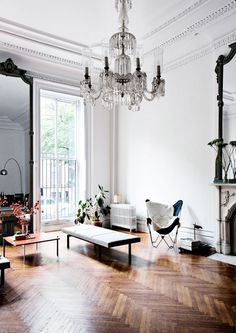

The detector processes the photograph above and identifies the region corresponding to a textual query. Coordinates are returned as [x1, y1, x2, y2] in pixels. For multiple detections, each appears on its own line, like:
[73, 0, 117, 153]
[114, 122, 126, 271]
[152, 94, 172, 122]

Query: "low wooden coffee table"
[3, 233, 60, 262]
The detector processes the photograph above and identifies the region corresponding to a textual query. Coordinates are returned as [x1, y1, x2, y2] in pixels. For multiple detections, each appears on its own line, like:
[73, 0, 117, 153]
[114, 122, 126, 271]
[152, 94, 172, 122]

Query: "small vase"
[21, 224, 29, 235]
[224, 170, 228, 183]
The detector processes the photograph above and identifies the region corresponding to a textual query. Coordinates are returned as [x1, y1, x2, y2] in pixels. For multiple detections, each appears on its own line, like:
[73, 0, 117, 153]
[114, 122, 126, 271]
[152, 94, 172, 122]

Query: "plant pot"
[92, 220, 103, 227]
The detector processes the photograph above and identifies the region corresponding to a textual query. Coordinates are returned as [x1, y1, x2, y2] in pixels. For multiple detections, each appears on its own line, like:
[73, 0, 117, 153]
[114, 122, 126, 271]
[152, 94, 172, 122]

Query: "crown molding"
[224, 108, 236, 119]
[142, 0, 210, 40]
[0, 116, 23, 131]
[161, 2, 236, 49]
[164, 30, 236, 73]
[143, 0, 236, 48]
[1, 30, 235, 85]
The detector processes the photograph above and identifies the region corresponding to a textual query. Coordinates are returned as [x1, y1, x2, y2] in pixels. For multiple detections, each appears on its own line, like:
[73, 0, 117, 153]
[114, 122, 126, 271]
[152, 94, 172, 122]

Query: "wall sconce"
[0, 158, 23, 193]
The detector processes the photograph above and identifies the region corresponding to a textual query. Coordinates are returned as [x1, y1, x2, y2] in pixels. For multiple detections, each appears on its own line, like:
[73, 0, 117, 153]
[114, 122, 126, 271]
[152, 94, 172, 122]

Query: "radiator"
[110, 204, 137, 231]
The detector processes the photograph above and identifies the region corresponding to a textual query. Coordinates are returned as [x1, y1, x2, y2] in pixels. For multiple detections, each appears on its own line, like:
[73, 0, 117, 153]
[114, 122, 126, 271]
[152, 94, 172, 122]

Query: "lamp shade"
[0, 169, 8, 176]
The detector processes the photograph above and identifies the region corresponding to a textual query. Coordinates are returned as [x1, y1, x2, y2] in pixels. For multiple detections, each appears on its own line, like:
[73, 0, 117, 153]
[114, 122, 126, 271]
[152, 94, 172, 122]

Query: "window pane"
[57, 100, 76, 158]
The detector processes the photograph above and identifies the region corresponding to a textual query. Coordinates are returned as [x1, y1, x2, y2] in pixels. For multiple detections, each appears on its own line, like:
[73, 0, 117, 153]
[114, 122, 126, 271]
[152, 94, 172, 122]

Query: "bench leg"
[128, 243, 131, 265]
[67, 235, 70, 249]
[56, 237, 59, 257]
[98, 246, 102, 260]
[1, 269, 5, 286]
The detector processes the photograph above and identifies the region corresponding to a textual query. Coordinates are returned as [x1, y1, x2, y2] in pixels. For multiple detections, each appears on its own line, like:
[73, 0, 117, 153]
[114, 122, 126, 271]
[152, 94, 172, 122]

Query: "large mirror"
[0, 57, 33, 236]
[223, 53, 236, 143]
[214, 42, 236, 182]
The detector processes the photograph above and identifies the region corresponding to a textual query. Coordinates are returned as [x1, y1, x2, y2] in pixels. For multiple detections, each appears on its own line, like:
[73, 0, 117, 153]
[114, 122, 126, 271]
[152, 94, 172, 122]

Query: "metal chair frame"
[146, 200, 183, 249]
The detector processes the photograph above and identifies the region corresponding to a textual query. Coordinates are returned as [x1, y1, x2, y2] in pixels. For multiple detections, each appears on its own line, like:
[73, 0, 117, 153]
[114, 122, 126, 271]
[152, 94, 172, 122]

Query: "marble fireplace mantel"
[213, 183, 236, 255]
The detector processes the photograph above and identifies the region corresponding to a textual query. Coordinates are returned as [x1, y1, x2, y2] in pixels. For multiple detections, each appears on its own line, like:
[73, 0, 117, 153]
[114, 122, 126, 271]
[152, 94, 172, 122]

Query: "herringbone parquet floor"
[0, 231, 236, 333]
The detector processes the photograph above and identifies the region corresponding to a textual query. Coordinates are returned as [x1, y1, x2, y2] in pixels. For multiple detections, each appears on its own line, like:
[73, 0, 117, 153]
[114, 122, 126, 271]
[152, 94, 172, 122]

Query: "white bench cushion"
[62, 225, 140, 248]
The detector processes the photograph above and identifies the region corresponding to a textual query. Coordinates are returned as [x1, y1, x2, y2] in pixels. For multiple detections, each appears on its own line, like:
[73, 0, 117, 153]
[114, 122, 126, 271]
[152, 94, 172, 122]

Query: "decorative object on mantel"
[221, 190, 235, 207]
[79, 0, 165, 111]
[75, 185, 111, 227]
[11, 200, 40, 237]
[208, 139, 236, 183]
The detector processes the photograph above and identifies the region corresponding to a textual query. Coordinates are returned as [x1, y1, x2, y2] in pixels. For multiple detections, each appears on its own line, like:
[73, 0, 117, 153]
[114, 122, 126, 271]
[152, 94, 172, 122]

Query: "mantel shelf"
[212, 183, 236, 187]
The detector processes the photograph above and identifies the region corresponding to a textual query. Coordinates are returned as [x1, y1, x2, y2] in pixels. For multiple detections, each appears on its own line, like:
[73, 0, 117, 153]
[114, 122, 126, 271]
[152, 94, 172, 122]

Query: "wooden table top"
[3, 232, 60, 246]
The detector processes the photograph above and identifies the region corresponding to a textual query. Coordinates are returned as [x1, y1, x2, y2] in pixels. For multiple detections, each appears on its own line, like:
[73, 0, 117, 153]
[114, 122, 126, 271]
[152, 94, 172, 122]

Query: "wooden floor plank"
[0, 231, 236, 332]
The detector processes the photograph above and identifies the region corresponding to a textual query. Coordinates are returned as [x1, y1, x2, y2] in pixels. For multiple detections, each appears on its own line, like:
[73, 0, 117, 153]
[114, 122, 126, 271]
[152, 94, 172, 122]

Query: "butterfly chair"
[146, 199, 183, 248]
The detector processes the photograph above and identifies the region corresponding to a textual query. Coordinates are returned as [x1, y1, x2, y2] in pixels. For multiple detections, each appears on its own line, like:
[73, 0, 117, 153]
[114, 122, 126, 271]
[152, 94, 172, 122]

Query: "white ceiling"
[0, 0, 187, 45]
[0, 0, 235, 54]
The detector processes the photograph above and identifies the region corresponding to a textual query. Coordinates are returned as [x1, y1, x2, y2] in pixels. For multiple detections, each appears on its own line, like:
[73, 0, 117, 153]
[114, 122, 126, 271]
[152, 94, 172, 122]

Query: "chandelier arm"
[143, 91, 156, 102]
[93, 90, 102, 100]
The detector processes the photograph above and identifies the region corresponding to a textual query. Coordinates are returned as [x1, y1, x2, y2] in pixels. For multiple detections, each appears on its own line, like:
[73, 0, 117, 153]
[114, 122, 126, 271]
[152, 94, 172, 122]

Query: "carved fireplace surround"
[216, 184, 236, 255]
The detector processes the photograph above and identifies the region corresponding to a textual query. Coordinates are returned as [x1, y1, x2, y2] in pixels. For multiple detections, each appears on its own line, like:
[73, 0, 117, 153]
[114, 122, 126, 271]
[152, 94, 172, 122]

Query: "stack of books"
[179, 238, 201, 251]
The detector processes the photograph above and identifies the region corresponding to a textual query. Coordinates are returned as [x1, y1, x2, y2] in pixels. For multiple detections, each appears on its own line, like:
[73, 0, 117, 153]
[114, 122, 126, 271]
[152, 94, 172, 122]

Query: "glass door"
[40, 90, 84, 230]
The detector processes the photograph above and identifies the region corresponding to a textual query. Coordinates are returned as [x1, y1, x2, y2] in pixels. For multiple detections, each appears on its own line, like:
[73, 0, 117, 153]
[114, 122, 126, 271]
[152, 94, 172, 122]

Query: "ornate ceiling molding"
[0, 115, 23, 131]
[164, 30, 236, 73]
[142, 0, 210, 40]
[159, 0, 236, 49]
[2, 30, 236, 84]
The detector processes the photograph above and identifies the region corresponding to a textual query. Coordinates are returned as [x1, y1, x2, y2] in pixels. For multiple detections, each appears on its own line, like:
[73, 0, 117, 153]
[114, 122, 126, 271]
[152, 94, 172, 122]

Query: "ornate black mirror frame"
[0, 58, 33, 217]
[214, 42, 236, 182]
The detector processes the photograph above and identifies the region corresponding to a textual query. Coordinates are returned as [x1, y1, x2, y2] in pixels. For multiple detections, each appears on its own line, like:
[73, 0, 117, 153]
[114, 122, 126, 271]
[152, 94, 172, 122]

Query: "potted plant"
[75, 185, 111, 227]
[75, 199, 92, 224]
[92, 185, 111, 226]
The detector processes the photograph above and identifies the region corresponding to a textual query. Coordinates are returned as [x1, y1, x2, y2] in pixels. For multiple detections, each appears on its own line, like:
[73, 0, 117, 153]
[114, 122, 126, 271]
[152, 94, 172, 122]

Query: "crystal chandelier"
[80, 0, 165, 111]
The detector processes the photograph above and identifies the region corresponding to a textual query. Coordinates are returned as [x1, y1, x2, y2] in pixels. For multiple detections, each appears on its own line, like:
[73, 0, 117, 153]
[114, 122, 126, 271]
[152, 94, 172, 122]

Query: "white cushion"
[62, 225, 140, 248]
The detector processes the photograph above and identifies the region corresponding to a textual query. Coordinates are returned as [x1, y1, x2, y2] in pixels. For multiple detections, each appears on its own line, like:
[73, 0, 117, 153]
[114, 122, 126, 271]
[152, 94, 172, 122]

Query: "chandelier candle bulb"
[85, 67, 89, 77]
[136, 57, 141, 70]
[104, 56, 109, 69]
[157, 65, 161, 77]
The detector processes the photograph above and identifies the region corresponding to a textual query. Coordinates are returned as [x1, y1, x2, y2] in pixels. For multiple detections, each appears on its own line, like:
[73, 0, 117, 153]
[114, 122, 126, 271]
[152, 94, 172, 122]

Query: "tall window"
[40, 90, 84, 226]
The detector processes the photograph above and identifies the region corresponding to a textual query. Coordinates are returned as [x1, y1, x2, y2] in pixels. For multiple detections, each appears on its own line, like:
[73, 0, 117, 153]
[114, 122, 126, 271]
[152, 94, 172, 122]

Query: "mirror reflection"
[0, 73, 30, 204]
[223, 57, 236, 143]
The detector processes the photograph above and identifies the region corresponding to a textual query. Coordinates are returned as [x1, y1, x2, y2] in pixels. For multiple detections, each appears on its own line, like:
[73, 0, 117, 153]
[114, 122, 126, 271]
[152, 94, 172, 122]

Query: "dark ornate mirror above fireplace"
[0, 57, 33, 240]
[214, 42, 236, 183]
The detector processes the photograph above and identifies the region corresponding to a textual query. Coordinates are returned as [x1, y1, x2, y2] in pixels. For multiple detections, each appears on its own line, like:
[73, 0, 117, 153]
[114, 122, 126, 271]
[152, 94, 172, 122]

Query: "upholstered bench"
[62, 225, 141, 264]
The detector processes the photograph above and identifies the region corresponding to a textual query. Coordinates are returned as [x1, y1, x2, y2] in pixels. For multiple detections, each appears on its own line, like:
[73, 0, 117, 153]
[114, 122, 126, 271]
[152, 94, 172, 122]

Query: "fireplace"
[217, 185, 236, 254]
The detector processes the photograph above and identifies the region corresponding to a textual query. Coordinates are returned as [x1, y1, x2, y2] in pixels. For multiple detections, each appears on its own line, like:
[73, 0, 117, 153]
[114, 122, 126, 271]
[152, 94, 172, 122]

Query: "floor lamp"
[0, 158, 23, 194]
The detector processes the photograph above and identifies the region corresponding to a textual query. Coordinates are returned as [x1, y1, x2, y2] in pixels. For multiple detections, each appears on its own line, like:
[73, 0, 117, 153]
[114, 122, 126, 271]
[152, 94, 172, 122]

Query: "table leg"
[23, 245, 26, 264]
[56, 237, 59, 257]
[0, 269, 4, 286]
[128, 243, 131, 265]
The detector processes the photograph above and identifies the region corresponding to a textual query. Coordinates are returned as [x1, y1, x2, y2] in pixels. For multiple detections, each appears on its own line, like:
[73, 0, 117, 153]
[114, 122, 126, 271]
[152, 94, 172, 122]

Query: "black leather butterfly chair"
[146, 199, 183, 248]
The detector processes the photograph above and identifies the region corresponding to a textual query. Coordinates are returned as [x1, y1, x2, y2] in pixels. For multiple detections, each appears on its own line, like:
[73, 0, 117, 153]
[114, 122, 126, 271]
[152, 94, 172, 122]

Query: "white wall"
[91, 101, 111, 200]
[116, 53, 218, 244]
